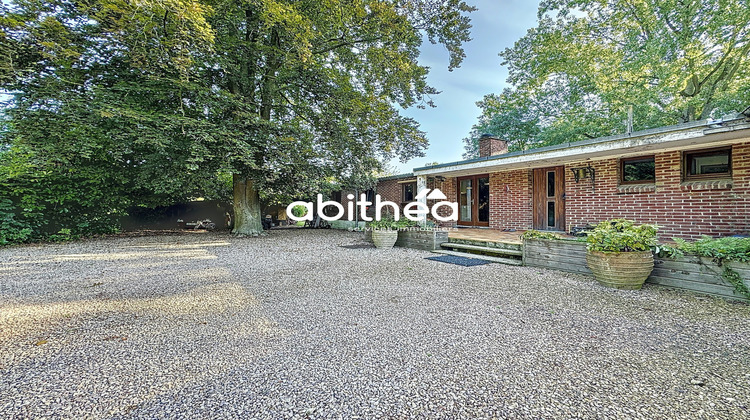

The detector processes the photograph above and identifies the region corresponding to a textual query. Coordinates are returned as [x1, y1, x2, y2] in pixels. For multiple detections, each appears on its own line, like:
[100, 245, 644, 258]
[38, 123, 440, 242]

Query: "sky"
[390, 0, 540, 174]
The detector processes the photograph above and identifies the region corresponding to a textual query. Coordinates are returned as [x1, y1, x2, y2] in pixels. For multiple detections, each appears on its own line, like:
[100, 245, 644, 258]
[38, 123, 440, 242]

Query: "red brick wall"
[489, 170, 533, 230]
[375, 178, 413, 210]
[371, 176, 457, 226]
[479, 137, 508, 157]
[564, 142, 750, 240]
[372, 142, 750, 239]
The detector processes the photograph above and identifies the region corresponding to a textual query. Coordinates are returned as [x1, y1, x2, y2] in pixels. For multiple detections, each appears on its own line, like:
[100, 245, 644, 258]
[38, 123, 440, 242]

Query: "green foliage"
[522, 230, 563, 240]
[48, 228, 78, 243]
[0, 198, 32, 245]
[721, 266, 750, 301]
[291, 205, 308, 218]
[673, 236, 750, 263]
[654, 243, 684, 260]
[366, 214, 422, 230]
[662, 236, 750, 299]
[1, 0, 475, 236]
[464, 0, 750, 157]
[367, 214, 400, 230]
[586, 219, 658, 253]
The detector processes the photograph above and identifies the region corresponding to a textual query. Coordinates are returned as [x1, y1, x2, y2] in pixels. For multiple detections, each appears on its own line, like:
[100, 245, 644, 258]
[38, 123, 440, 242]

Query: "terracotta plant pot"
[586, 250, 654, 290]
[371, 229, 398, 249]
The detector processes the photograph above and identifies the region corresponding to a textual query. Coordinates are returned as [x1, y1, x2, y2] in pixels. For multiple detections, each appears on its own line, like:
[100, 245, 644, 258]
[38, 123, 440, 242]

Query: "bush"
[367, 214, 424, 230]
[586, 219, 658, 253]
[367, 214, 399, 230]
[291, 205, 308, 218]
[0, 198, 33, 245]
[522, 229, 563, 240]
[674, 236, 750, 263]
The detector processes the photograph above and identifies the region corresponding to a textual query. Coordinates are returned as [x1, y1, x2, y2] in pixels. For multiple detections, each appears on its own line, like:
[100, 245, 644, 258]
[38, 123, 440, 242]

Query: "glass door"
[457, 175, 490, 227]
[459, 178, 473, 223]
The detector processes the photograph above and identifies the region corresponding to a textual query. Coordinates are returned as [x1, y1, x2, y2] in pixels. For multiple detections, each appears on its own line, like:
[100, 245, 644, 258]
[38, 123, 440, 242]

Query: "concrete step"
[433, 250, 523, 266]
[441, 242, 523, 257]
[447, 238, 523, 251]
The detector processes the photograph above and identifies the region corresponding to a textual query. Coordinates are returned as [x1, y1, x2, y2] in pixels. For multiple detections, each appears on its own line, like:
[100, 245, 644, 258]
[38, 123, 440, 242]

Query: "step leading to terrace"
[438, 235, 524, 266]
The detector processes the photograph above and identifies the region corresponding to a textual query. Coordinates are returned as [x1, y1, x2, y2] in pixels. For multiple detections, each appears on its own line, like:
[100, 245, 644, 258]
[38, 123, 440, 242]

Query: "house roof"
[412, 115, 750, 178]
[377, 173, 415, 181]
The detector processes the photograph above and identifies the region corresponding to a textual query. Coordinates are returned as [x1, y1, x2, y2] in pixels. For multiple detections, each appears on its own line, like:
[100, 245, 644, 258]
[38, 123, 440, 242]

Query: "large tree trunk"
[232, 174, 264, 235]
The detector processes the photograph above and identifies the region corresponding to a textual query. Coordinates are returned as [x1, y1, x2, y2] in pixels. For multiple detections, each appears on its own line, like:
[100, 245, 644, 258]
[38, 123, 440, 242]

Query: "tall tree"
[204, 0, 475, 234]
[1, 0, 476, 239]
[464, 0, 750, 157]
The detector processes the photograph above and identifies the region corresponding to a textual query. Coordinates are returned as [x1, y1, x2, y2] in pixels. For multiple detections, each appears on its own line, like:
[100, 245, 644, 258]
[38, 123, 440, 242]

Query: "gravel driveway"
[1, 229, 749, 419]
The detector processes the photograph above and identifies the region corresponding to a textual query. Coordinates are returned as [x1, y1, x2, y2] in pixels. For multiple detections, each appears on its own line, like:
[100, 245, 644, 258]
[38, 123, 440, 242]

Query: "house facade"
[377, 114, 750, 240]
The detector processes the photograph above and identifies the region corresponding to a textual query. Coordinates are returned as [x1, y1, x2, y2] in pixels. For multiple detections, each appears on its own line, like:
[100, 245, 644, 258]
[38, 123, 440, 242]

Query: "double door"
[457, 175, 489, 227]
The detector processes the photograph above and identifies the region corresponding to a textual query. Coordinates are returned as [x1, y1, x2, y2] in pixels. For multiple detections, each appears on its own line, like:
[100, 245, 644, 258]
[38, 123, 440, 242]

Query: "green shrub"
[366, 213, 423, 230]
[522, 230, 563, 240]
[291, 205, 308, 218]
[49, 228, 80, 242]
[0, 198, 33, 245]
[586, 219, 658, 253]
[367, 214, 399, 230]
[674, 236, 750, 263]
[667, 236, 750, 300]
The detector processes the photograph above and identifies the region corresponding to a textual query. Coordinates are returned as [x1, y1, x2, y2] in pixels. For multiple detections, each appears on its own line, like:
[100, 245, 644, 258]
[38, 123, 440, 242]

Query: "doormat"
[425, 255, 490, 267]
[340, 244, 375, 249]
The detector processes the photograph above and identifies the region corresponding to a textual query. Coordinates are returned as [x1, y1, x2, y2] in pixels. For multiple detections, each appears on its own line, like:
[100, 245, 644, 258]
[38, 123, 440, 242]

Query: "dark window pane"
[623, 158, 655, 182]
[459, 179, 472, 222]
[403, 183, 415, 201]
[547, 171, 555, 197]
[688, 150, 729, 175]
[478, 177, 490, 222]
[547, 202, 555, 227]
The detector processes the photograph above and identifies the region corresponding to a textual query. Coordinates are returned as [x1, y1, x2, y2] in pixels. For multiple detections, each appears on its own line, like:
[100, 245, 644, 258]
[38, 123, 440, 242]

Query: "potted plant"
[585, 219, 658, 290]
[367, 215, 399, 249]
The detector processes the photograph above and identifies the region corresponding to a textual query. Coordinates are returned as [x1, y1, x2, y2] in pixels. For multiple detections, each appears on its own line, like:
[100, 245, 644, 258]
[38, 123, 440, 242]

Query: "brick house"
[376, 113, 750, 240]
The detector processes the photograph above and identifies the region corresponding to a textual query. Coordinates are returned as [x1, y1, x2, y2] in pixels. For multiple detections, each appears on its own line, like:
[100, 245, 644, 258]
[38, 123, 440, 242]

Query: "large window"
[684, 147, 731, 180]
[620, 156, 655, 184]
[402, 182, 416, 202]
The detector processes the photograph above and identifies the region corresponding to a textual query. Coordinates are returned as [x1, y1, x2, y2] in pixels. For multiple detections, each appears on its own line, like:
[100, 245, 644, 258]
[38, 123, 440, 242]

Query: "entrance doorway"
[532, 167, 565, 231]
[457, 175, 490, 227]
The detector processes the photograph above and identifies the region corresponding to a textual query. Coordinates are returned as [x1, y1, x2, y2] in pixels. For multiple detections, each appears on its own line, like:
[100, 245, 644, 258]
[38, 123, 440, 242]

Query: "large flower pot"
[371, 229, 398, 249]
[586, 250, 654, 290]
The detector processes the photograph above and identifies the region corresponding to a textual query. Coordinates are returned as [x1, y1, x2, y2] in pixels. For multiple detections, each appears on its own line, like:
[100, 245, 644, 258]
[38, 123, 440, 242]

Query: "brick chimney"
[478, 134, 508, 157]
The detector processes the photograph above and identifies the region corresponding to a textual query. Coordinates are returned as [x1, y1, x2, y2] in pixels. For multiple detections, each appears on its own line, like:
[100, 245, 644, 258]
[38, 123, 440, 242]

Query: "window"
[620, 156, 655, 184]
[684, 148, 731, 180]
[402, 182, 416, 202]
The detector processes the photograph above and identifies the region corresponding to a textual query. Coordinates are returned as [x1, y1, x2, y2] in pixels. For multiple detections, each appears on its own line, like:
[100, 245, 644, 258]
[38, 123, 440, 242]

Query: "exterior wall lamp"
[571, 165, 596, 191]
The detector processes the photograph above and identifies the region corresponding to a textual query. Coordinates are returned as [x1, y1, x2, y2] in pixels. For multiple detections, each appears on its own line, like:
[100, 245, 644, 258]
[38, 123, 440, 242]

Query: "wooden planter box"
[523, 238, 750, 301]
[523, 238, 592, 275]
[395, 229, 449, 251]
[650, 255, 750, 302]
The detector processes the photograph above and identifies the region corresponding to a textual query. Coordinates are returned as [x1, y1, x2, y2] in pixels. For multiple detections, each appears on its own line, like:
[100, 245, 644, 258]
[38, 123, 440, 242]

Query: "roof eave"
[414, 118, 750, 177]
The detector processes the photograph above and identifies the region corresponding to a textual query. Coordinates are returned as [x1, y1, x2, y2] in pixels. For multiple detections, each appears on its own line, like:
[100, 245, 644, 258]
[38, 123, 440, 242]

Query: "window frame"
[402, 182, 417, 203]
[683, 147, 732, 181]
[619, 155, 656, 185]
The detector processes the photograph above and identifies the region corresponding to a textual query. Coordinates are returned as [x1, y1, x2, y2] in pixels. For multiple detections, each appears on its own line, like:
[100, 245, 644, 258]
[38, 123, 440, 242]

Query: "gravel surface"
[1, 228, 749, 419]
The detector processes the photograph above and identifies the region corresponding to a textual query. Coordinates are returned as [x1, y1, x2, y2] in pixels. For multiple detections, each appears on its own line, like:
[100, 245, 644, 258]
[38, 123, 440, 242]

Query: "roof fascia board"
[414, 121, 750, 177]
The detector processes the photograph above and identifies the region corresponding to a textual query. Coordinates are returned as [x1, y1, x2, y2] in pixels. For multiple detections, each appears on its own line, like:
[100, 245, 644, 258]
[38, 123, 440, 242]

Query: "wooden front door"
[532, 167, 565, 231]
[457, 174, 490, 227]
